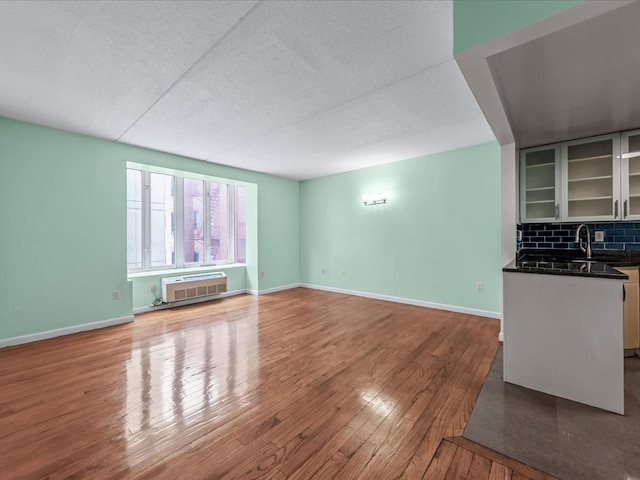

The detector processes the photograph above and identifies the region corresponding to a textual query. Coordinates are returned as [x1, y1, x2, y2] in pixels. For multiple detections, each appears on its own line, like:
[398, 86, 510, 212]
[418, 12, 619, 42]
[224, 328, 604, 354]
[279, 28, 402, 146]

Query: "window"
[149, 173, 175, 268]
[235, 185, 246, 263]
[183, 178, 204, 265]
[126, 169, 143, 270]
[126, 168, 247, 271]
[209, 182, 229, 263]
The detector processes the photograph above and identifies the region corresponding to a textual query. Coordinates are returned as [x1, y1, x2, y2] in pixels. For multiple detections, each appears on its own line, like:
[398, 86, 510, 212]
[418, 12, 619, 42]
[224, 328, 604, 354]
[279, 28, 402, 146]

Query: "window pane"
[209, 182, 229, 262]
[235, 186, 246, 264]
[127, 169, 143, 269]
[184, 178, 204, 263]
[150, 173, 175, 267]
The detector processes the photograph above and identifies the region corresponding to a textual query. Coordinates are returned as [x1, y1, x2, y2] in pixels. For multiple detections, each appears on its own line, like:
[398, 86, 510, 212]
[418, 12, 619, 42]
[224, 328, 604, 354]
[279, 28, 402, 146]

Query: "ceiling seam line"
[115, 0, 263, 142]
[286, 58, 456, 127]
[214, 58, 455, 157]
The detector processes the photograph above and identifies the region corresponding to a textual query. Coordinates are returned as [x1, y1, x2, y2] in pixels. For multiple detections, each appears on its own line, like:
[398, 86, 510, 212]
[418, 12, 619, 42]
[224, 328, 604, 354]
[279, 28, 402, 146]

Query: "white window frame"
[127, 166, 246, 273]
[126, 168, 144, 270]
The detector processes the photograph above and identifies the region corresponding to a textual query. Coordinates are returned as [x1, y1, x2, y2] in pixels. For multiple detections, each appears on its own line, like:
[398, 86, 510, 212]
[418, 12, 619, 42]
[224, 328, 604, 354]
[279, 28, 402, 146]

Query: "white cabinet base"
[503, 271, 624, 414]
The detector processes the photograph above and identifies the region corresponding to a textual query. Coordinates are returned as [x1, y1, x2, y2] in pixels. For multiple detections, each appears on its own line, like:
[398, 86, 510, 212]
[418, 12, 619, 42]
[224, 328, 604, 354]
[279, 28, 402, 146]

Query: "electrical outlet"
[113, 290, 120, 300]
[595, 231, 605, 242]
[476, 283, 484, 293]
[150, 284, 157, 293]
[517, 230, 523, 241]
[260, 271, 265, 278]
[340, 270, 346, 276]
[321, 268, 329, 275]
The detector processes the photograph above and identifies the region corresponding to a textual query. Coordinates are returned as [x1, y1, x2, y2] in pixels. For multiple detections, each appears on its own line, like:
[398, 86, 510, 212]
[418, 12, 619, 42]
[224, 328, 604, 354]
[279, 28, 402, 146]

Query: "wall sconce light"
[361, 192, 388, 206]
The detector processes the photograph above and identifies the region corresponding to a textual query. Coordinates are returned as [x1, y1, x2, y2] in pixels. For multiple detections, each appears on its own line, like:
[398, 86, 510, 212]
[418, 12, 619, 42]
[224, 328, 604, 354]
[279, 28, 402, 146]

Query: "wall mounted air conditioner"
[161, 272, 227, 303]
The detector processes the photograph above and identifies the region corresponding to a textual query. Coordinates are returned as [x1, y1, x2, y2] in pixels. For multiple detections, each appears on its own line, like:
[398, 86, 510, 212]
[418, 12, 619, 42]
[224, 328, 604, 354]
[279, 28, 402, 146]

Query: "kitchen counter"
[503, 249, 626, 414]
[503, 258, 627, 279]
[502, 247, 640, 279]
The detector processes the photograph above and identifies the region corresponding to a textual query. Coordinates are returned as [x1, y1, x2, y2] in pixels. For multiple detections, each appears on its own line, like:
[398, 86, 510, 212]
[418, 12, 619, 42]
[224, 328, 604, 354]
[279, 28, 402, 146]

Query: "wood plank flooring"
[424, 437, 559, 480]
[0, 288, 540, 479]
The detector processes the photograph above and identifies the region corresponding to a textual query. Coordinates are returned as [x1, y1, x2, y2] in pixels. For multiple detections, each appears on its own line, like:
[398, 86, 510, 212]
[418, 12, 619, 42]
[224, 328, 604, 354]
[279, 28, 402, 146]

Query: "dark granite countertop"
[503, 258, 628, 279]
[503, 248, 638, 279]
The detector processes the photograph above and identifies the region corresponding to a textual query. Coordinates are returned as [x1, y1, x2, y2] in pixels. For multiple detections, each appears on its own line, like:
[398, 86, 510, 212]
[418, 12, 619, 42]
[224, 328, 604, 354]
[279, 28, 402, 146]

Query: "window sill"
[128, 264, 246, 279]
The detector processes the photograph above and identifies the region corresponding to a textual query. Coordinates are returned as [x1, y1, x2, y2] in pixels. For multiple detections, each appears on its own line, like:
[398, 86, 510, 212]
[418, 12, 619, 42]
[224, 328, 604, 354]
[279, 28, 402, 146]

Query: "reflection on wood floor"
[0, 287, 539, 479]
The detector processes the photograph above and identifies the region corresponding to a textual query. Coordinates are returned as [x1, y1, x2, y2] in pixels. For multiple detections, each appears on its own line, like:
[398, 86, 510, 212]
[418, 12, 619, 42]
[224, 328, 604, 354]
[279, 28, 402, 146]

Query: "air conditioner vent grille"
[161, 272, 228, 303]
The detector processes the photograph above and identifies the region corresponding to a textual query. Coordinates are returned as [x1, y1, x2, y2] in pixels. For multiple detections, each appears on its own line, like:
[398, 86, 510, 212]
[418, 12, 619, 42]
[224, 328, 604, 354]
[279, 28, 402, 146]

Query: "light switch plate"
[595, 231, 605, 242]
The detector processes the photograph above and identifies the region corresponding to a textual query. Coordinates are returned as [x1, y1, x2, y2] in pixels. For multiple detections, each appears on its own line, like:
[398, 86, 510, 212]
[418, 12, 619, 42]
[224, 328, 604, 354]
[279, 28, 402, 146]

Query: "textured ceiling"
[0, 0, 494, 180]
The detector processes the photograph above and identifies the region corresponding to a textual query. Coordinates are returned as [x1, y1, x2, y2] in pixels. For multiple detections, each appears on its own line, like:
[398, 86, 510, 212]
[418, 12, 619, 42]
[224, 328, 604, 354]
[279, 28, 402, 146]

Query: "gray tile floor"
[464, 347, 640, 480]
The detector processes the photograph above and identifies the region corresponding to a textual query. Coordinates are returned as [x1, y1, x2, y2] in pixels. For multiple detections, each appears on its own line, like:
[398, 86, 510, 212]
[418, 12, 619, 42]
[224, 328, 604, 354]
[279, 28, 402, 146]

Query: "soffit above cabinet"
[487, 1, 640, 150]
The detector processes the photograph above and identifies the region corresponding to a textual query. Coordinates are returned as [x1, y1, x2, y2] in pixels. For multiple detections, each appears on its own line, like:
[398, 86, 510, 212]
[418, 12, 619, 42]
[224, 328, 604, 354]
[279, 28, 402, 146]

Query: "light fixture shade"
[361, 192, 387, 206]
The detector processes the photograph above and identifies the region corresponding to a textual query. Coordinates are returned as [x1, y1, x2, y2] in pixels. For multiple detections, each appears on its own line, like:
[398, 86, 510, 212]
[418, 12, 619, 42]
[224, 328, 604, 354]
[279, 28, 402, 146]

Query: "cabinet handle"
[624, 199, 628, 218]
[555, 204, 559, 220]
[615, 200, 619, 218]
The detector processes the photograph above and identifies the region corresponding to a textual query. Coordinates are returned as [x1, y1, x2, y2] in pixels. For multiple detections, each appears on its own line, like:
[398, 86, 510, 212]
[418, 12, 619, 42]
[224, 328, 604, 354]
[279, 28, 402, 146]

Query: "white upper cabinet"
[561, 133, 621, 222]
[621, 130, 640, 220]
[520, 145, 561, 223]
[519, 133, 634, 223]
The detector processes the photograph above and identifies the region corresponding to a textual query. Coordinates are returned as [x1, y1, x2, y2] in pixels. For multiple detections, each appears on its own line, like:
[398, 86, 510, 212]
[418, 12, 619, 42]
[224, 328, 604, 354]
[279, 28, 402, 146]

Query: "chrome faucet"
[575, 224, 592, 259]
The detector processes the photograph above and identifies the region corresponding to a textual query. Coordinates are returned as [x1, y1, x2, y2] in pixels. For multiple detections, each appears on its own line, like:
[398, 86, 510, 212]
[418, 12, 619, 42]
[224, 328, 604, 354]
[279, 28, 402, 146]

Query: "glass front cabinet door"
[520, 145, 561, 222]
[621, 130, 640, 220]
[561, 134, 621, 222]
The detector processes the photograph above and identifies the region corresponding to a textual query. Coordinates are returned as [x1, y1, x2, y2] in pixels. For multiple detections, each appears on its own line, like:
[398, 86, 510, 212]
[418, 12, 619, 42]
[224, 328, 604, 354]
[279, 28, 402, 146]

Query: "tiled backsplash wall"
[518, 222, 640, 251]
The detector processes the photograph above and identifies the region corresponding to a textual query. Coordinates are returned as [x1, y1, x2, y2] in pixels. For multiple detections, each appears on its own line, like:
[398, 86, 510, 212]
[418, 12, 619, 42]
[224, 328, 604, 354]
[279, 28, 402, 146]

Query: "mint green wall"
[0, 117, 299, 340]
[0, 118, 132, 339]
[300, 142, 502, 314]
[453, 0, 585, 53]
[0, 113, 496, 340]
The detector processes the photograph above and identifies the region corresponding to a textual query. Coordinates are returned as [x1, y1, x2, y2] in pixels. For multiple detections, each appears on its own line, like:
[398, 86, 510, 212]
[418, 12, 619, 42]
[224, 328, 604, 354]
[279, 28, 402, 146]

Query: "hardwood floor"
[0, 288, 513, 479]
[424, 437, 559, 480]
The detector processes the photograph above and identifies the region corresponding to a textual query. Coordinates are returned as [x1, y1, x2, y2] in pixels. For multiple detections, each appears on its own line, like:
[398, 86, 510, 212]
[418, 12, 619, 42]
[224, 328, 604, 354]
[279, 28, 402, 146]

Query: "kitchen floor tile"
[464, 347, 640, 480]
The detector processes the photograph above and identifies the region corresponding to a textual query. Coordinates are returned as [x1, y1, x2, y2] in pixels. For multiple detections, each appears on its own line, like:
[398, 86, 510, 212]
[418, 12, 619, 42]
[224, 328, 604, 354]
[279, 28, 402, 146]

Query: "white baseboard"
[247, 283, 301, 296]
[1, 286, 503, 348]
[0, 315, 134, 348]
[132, 289, 247, 314]
[299, 283, 501, 320]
